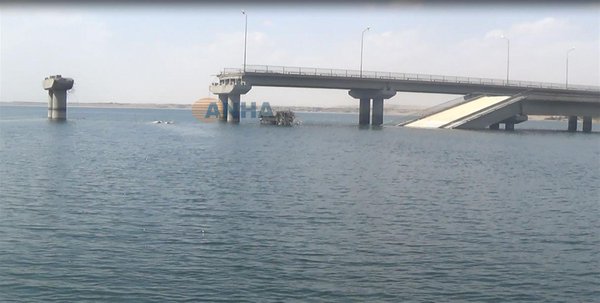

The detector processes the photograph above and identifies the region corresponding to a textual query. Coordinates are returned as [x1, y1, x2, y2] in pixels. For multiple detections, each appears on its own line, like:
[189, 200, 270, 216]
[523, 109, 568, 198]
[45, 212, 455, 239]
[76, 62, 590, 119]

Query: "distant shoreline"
[3, 102, 595, 121]
[0, 101, 425, 115]
[1, 101, 191, 110]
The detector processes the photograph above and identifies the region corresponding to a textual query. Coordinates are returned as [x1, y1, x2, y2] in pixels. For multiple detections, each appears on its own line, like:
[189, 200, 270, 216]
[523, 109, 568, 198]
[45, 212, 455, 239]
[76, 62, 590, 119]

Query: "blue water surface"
[0, 105, 598, 302]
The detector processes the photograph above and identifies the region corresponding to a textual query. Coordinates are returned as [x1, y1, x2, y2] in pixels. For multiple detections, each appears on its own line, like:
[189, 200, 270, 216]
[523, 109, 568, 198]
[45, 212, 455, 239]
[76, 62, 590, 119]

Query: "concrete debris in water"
[260, 110, 297, 126]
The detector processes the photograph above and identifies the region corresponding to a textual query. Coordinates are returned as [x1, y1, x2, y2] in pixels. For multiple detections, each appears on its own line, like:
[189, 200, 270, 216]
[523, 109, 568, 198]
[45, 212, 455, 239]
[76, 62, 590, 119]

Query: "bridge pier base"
[218, 94, 228, 121]
[568, 116, 578, 132]
[505, 122, 514, 131]
[359, 98, 370, 125]
[582, 116, 592, 133]
[228, 94, 241, 123]
[372, 97, 384, 126]
[489, 123, 500, 130]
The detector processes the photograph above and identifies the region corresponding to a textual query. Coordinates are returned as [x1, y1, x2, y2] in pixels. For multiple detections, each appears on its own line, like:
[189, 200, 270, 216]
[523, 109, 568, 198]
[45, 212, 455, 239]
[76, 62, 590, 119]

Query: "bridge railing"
[221, 65, 599, 92]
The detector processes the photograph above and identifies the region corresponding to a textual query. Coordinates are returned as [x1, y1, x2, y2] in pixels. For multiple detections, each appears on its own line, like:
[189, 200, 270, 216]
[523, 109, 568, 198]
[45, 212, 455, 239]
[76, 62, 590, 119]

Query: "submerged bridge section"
[209, 65, 600, 130]
[402, 94, 528, 130]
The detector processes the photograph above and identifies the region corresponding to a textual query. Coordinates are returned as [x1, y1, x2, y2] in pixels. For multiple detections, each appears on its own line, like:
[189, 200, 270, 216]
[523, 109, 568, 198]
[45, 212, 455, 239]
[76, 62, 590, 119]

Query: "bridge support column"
[372, 97, 384, 126]
[489, 123, 500, 130]
[349, 88, 395, 127]
[505, 122, 514, 131]
[568, 116, 578, 132]
[359, 98, 370, 125]
[43, 75, 74, 120]
[582, 116, 592, 133]
[228, 94, 241, 123]
[48, 90, 67, 120]
[218, 94, 228, 121]
[209, 83, 252, 123]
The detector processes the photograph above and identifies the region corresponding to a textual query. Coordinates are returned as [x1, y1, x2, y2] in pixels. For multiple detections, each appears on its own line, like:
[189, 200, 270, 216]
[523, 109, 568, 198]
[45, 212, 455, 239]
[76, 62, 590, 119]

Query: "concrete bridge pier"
[359, 98, 370, 125]
[349, 88, 396, 126]
[372, 97, 384, 126]
[209, 82, 251, 123]
[568, 116, 578, 132]
[43, 75, 74, 120]
[505, 122, 515, 131]
[227, 94, 241, 123]
[582, 116, 592, 133]
[489, 123, 500, 130]
[218, 94, 228, 121]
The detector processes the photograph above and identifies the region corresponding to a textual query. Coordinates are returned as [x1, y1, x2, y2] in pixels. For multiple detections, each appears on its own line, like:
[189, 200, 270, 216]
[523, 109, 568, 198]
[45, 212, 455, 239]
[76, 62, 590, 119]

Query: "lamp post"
[566, 47, 575, 89]
[500, 35, 510, 84]
[360, 26, 370, 78]
[242, 10, 248, 72]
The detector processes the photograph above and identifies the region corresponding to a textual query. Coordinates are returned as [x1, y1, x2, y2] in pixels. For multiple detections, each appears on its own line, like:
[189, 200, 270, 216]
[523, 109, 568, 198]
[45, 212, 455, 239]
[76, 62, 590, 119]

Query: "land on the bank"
[1, 101, 425, 115]
[2, 101, 597, 121]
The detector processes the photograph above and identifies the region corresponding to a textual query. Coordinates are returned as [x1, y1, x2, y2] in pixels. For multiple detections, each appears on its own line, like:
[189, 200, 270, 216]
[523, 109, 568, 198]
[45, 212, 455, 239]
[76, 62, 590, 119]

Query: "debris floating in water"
[152, 120, 174, 124]
[260, 110, 298, 126]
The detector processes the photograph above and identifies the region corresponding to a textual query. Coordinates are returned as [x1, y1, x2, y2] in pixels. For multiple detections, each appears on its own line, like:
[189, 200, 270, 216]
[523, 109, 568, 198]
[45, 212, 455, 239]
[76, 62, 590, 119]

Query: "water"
[1, 105, 599, 302]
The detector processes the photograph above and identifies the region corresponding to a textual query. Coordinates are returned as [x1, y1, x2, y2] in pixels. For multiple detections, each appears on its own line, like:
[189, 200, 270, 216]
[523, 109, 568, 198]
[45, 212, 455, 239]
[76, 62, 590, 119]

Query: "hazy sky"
[1, 2, 599, 107]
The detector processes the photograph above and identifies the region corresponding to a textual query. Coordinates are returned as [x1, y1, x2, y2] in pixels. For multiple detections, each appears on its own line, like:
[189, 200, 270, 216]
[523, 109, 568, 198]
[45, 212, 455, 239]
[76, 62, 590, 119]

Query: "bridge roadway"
[209, 65, 600, 130]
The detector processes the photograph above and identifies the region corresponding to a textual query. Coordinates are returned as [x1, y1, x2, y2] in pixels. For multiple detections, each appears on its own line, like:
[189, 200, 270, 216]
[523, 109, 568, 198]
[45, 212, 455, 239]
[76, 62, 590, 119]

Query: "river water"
[1, 105, 598, 302]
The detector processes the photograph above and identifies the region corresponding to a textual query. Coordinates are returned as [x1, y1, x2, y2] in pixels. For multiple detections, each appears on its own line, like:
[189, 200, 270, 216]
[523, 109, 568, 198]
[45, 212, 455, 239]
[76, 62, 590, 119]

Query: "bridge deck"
[216, 65, 599, 94]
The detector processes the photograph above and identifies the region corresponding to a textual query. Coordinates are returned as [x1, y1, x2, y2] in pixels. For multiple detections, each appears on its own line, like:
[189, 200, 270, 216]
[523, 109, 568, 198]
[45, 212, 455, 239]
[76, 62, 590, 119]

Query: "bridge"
[209, 65, 600, 132]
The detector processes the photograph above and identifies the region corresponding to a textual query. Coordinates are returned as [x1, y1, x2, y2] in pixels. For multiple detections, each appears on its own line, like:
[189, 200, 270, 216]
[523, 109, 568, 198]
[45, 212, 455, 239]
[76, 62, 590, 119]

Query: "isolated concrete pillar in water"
[50, 90, 67, 119]
[43, 75, 74, 120]
[371, 97, 384, 126]
[228, 94, 241, 123]
[582, 116, 592, 133]
[359, 98, 370, 125]
[505, 122, 514, 131]
[568, 116, 578, 132]
[218, 94, 228, 121]
[489, 123, 500, 130]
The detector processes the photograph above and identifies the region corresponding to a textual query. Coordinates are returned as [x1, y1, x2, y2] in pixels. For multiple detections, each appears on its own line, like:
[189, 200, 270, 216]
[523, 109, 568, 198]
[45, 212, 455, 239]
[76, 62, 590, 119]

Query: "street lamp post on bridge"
[566, 47, 575, 89]
[242, 10, 248, 72]
[500, 35, 510, 84]
[360, 27, 370, 78]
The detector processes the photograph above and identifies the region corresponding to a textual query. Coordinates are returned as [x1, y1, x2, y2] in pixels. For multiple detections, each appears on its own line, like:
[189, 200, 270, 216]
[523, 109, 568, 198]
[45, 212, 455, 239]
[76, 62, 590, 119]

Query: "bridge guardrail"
[221, 65, 600, 92]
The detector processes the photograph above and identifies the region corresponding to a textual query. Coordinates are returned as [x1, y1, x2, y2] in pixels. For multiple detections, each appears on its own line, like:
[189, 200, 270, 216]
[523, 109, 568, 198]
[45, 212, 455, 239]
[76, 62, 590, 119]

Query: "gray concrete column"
[218, 94, 228, 121]
[505, 122, 514, 131]
[568, 116, 578, 132]
[43, 75, 73, 120]
[49, 89, 67, 120]
[228, 94, 240, 123]
[582, 116, 592, 133]
[359, 98, 370, 125]
[372, 97, 384, 126]
[47, 91, 54, 119]
[489, 123, 500, 130]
